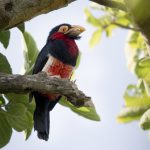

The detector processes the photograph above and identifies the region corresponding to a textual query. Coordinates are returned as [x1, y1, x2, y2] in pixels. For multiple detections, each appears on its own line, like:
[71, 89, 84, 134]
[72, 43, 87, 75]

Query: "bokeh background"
[1, 1, 150, 150]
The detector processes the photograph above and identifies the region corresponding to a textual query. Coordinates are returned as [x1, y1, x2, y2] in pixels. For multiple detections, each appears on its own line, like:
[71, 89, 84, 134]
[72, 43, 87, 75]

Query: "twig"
[112, 22, 139, 31]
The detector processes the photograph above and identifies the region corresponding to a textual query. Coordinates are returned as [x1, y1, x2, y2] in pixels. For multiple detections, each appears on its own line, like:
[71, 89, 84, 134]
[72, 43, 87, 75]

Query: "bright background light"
[1, 1, 150, 150]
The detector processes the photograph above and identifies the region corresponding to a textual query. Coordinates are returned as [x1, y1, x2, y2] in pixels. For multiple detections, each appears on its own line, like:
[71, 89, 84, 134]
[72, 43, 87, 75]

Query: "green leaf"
[6, 112, 30, 132]
[143, 80, 150, 96]
[124, 85, 150, 107]
[0, 30, 10, 49]
[90, 28, 102, 48]
[98, 15, 112, 26]
[5, 93, 29, 104]
[0, 95, 5, 105]
[25, 64, 34, 75]
[71, 106, 100, 121]
[117, 106, 149, 123]
[0, 110, 12, 148]
[59, 97, 100, 121]
[0, 53, 12, 74]
[84, 9, 101, 27]
[6, 102, 27, 116]
[17, 23, 25, 33]
[5, 102, 29, 132]
[5, 93, 35, 114]
[105, 24, 116, 37]
[128, 31, 146, 49]
[116, 13, 131, 26]
[71, 52, 82, 79]
[4, 94, 34, 134]
[24, 111, 33, 140]
[140, 109, 150, 130]
[75, 52, 81, 69]
[125, 31, 146, 73]
[116, 17, 130, 26]
[22, 32, 39, 74]
[135, 57, 150, 83]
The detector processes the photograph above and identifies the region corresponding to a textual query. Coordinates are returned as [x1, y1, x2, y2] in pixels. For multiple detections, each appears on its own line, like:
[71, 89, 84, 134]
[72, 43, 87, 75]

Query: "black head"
[49, 23, 85, 40]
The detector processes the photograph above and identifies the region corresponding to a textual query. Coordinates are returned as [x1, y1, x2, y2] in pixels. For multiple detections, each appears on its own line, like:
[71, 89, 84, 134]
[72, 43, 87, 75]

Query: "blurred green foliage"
[85, 3, 150, 138]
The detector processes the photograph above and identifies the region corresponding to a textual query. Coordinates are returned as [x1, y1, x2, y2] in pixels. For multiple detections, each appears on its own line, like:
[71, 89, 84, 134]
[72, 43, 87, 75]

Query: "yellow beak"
[71, 25, 86, 33]
[65, 25, 86, 37]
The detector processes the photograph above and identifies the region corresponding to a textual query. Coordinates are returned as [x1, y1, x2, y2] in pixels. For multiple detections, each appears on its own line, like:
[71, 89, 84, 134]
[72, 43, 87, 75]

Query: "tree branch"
[90, 0, 127, 12]
[112, 22, 139, 31]
[0, 0, 76, 31]
[0, 72, 93, 108]
[0, 0, 128, 31]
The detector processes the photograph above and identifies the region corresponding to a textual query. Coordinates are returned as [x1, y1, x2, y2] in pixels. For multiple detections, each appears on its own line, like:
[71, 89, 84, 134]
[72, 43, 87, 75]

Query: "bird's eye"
[58, 26, 69, 33]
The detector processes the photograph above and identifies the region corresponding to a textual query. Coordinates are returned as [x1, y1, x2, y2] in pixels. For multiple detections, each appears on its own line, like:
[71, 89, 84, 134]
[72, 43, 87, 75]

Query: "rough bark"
[0, 0, 129, 31]
[0, 72, 93, 107]
[0, 0, 76, 31]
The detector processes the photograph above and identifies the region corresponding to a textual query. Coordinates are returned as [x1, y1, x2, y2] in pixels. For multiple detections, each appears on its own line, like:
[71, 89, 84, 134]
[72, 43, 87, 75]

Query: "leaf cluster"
[85, 3, 150, 137]
[85, 5, 133, 47]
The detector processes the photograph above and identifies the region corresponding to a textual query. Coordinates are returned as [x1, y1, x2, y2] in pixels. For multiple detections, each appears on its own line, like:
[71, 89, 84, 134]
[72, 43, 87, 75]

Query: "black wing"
[32, 44, 49, 74]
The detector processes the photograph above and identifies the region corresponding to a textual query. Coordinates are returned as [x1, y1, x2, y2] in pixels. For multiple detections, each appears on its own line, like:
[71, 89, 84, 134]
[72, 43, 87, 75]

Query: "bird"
[31, 23, 85, 141]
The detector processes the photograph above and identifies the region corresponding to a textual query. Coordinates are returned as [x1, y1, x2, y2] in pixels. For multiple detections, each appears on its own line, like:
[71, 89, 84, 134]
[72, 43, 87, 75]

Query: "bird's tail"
[33, 92, 50, 141]
[33, 92, 60, 141]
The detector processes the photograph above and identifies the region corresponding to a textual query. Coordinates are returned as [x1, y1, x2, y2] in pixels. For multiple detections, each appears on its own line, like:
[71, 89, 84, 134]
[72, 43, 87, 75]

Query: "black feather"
[48, 40, 78, 66]
[32, 44, 49, 74]
[49, 23, 71, 37]
[33, 92, 50, 141]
